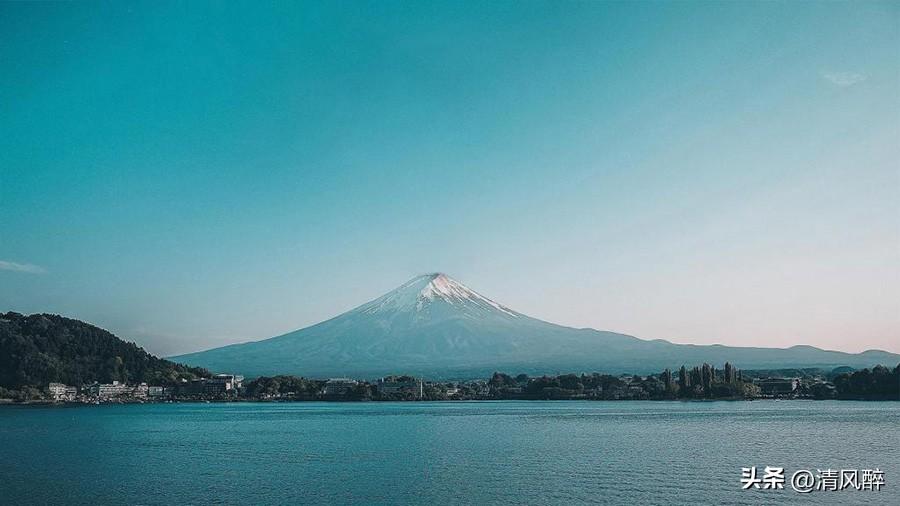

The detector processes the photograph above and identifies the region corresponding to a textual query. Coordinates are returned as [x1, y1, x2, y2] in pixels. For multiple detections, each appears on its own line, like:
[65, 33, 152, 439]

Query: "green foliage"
[243, 375, 324, 398]
[833, 365, 899, 400]
[0, 385, 43, 401]
[489, 372, 516, 387]
[0, 312, 208, 389]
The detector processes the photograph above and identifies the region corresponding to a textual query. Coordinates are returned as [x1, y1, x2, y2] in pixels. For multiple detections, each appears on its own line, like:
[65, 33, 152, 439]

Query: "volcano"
[171, 273, 898, 378]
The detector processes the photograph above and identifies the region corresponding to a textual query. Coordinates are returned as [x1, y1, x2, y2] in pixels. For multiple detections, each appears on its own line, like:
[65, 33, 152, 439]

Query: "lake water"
[1, 401, 896, 505]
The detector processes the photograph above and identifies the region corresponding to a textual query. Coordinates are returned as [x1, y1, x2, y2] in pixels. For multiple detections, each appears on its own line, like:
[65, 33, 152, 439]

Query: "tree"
[489, 372, 515, 387]
[0, 312, 208, 391]
[833, 365, 900, 400]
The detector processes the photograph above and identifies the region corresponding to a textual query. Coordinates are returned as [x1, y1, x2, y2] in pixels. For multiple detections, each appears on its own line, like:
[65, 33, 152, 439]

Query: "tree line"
[831, 365, 899, 400]
[0, 312, 208, 400]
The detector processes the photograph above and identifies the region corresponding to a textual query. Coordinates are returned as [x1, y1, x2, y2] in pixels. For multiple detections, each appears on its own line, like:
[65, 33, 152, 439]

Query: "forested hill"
[0, 312, 208, 390]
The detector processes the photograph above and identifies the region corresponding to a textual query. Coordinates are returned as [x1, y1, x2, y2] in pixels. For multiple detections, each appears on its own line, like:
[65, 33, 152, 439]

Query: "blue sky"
[2, 1, 898, 356]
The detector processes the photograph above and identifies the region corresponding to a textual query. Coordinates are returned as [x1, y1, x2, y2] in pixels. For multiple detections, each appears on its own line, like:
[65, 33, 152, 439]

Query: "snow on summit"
[171, 272, 900, 378]
[357, 273, 519, 317]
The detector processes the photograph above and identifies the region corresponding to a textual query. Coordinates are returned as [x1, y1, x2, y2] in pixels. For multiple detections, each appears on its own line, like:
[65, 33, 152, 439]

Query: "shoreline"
[2, 397, 897, 407]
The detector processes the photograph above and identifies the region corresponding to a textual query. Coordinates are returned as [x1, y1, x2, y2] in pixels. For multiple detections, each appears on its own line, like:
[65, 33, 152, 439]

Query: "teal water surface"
[1, 401, 896, 505]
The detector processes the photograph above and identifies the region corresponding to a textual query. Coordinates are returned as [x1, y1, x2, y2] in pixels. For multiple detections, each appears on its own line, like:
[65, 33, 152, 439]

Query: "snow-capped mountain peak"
[171, 273, 900, 379]
[357, 273, 519, 317]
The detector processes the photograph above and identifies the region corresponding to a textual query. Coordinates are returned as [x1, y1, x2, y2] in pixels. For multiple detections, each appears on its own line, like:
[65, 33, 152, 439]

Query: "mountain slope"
[171, 274, 899, 378]
[0, 312, 208, 390]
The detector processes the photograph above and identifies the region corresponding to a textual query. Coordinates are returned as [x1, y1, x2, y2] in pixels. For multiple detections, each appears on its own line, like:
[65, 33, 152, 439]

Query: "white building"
[89, 381, 132, 398]
[48, 383, 77, 401]
[323, 378, 358, 395]
[376, 376, 423, 398]
[148, 386, 168, 397]
[133, 383, 149, 399]
[204, 374, 244, 394]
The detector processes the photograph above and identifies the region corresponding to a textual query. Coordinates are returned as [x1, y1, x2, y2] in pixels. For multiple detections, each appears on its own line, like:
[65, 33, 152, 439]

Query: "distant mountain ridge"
[171, 273, 900, 378]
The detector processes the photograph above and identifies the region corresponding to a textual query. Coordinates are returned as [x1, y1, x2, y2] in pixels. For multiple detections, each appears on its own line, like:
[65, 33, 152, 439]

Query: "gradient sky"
[2, 1, 898, 356]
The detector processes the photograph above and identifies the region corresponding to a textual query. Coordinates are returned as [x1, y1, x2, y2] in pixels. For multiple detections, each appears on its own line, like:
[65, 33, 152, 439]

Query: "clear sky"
[1, 1, 898, 356]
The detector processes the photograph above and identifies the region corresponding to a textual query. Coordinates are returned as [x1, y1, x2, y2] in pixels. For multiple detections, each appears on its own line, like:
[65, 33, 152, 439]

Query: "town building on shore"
[177, 374, 244, 396]
[755, 378, 800, 396]
[47, 383, 78, 401]
[148, 386, 170, 398]
[45, 373, 244, 403]
[133, 383, 149, 399]
[204, 374, 244, 395]
[86, 381, 149, 399]
[376, 376, 423, 399]
[323, 378, 358, 396]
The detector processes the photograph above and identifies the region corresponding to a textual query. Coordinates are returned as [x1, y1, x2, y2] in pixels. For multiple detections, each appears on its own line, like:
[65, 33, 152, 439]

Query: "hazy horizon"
[2, 1, 898, 356]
